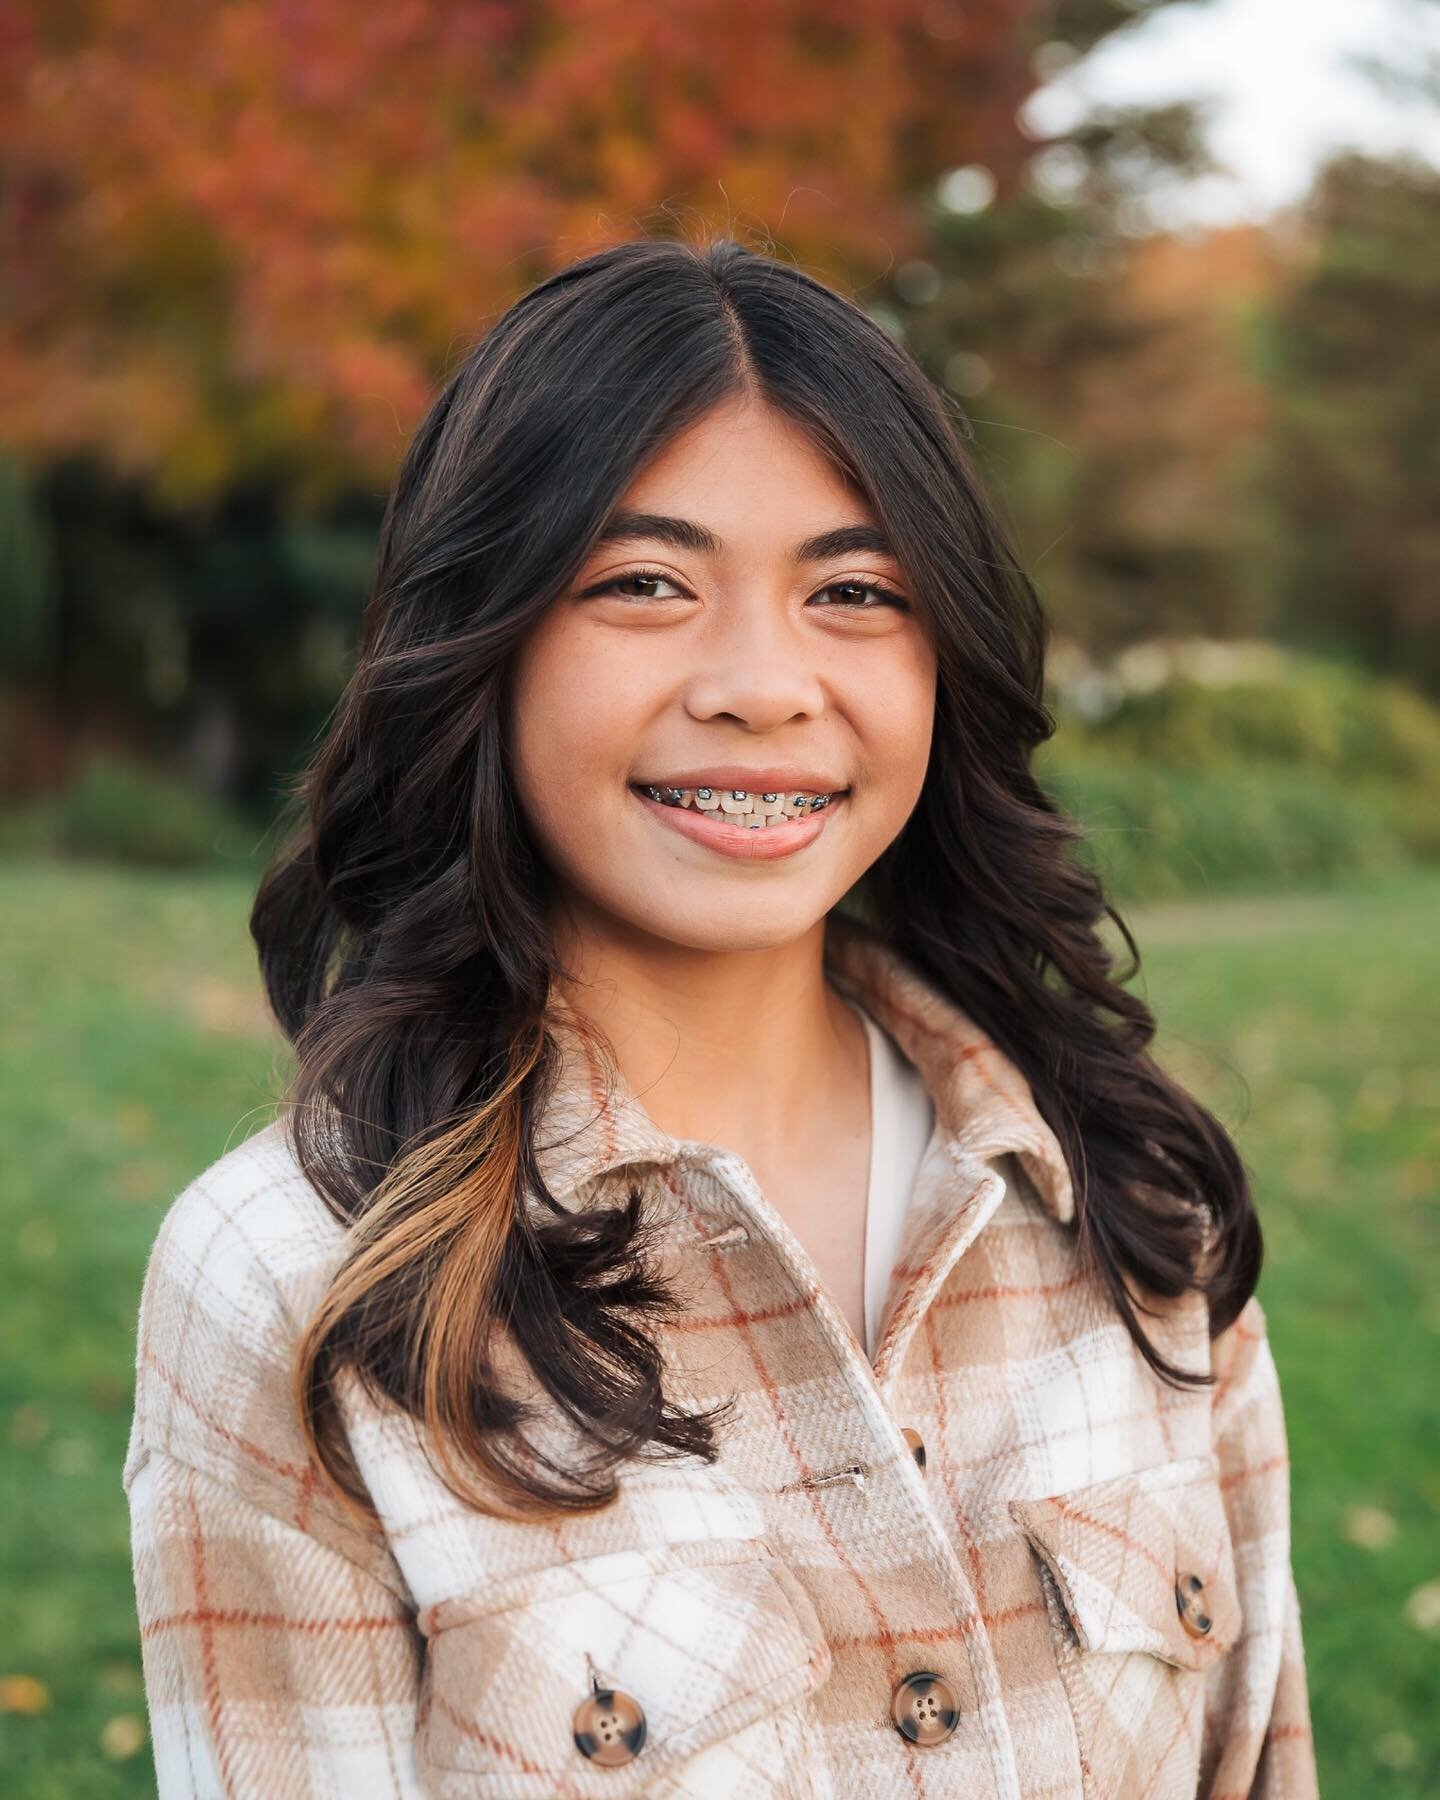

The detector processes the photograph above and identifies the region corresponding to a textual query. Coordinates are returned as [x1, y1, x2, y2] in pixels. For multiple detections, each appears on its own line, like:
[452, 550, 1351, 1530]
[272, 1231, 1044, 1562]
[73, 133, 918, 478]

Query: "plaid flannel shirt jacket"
[125, 909, 1318, 1798]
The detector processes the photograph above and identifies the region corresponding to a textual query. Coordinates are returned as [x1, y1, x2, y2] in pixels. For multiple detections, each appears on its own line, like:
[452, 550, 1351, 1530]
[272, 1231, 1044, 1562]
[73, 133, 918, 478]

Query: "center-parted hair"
[250, 232, 1261, 1525]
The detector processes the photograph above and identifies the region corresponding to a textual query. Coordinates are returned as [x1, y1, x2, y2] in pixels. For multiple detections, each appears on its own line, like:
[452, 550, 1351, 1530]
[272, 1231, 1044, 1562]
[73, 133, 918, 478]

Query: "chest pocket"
[414, 1534, 833, 1797]
[1009, 1452, 1244, 1800]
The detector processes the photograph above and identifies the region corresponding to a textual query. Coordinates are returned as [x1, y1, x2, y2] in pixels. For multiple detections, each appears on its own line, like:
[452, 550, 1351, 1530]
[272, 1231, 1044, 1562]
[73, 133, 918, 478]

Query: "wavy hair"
[251, 232, 1261, 1525]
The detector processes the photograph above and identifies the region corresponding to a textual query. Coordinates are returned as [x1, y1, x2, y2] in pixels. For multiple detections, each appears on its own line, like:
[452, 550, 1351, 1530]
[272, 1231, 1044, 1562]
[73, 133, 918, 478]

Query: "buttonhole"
[699, 1222, 750, 1253]
[782, 1461, 871, 1494]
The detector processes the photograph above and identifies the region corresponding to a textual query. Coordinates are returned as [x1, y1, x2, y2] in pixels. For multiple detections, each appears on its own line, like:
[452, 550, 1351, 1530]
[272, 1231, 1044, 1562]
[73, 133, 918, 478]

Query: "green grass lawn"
[1, 854, 1436, 1796]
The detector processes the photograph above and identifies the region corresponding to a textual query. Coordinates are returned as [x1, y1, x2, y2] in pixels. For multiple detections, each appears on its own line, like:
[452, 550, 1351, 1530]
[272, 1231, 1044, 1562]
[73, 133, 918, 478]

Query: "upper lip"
[632, 766, 849, 794]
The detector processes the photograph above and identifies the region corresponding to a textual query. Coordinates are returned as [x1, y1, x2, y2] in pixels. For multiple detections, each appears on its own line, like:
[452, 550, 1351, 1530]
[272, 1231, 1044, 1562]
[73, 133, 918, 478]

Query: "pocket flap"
[416, 1536, 832, 1795]
[1009, 1453, 1243, 1672]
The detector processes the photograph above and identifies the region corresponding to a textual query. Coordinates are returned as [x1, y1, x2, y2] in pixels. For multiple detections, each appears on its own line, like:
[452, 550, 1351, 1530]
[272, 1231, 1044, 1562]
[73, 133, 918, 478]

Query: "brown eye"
[813, 581, 910, 611]
[586, 569, 687, 601]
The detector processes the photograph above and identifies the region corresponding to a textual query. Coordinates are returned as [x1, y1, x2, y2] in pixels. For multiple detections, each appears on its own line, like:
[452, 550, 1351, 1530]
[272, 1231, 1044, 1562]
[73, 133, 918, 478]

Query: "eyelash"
[585, 566, 911, 613]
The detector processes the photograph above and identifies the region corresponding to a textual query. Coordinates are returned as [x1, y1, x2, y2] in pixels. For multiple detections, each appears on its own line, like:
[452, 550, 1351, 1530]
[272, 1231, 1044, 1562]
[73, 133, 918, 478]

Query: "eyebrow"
[591, 509, 897, 565]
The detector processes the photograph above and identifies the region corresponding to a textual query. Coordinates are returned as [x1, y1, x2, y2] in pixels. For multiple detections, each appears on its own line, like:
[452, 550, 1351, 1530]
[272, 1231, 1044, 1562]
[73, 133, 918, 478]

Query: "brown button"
[900, 1426, 926, 1473]
[1174, 1571, 1213, 1639]
[890, 1669, 959, 1745]
[573, 1685, 647, 1766]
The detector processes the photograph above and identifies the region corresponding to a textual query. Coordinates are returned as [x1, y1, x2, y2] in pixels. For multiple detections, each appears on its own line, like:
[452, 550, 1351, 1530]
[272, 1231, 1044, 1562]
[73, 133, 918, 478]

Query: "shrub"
[1071, 656, 1440, 790]
[1039, 654, 1440, 900]
[0, 753, 257, 867]
[1038, 747, 1414, 902]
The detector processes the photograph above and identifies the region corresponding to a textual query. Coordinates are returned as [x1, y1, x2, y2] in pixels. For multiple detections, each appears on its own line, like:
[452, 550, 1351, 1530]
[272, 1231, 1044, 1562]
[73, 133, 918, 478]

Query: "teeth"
[638, 783, 839, 824]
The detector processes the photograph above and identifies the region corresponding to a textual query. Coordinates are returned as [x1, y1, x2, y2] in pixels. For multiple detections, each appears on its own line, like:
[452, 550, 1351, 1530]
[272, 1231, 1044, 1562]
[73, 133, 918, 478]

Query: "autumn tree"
[0, 0, 1205, 801]
[0, 0, 1049, 505]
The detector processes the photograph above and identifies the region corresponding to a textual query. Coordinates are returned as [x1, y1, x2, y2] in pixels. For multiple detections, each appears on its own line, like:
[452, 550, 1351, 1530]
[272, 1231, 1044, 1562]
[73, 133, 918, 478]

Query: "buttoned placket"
[663, 1139, 1027, 1799]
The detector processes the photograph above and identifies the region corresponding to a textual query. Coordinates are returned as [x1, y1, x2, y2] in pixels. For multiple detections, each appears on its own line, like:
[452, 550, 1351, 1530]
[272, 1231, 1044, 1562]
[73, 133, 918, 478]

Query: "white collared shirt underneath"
[847, 1000, 940, 1360]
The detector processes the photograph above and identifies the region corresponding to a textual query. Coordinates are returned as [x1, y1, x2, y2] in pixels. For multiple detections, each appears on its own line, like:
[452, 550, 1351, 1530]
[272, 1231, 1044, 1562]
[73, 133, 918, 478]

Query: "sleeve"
[1200, 1294, 1319, 1798]
[128, 1445, 425, 1798]
[123, 1128, 428, 1797]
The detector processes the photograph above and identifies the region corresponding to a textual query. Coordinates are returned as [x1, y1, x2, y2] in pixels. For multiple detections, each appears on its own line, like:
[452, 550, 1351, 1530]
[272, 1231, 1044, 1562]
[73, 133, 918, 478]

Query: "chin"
[618, 896, 829, 957]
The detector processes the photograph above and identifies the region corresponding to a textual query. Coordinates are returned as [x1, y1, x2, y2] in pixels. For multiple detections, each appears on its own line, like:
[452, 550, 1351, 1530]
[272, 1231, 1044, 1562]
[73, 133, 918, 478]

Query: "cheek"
[507, 626, 642, 845]
[851, 646, 937, 796]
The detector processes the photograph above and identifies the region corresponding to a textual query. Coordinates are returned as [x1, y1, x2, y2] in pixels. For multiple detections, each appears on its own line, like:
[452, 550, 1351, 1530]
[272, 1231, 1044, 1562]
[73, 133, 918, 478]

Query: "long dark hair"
[251, 231, 1260, 1525]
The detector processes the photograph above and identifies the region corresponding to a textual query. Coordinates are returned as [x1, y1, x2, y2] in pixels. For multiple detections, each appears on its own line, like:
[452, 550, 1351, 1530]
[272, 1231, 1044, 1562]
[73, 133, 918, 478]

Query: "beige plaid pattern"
[125, 910, 1318, 1797]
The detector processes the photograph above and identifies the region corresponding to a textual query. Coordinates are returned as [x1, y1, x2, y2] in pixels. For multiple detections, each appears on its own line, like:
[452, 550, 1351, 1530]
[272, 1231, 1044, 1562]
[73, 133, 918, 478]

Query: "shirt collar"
[532, 908, 1074, 1226]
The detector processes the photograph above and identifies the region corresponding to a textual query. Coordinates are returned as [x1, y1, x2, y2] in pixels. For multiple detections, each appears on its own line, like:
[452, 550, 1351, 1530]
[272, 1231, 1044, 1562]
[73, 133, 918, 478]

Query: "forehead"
[603, 398, 884, 558]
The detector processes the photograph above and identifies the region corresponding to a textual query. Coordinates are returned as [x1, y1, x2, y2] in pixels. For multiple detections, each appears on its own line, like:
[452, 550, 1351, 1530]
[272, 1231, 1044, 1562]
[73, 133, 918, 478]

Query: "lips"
[629, 782, 845, 861]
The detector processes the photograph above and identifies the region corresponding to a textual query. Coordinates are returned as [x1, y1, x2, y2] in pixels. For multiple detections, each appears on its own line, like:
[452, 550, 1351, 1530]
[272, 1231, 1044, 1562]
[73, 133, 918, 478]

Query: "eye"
[580, 567, 911, 610]
[584, 567, 689, 601]
[811, 579, 911, 612]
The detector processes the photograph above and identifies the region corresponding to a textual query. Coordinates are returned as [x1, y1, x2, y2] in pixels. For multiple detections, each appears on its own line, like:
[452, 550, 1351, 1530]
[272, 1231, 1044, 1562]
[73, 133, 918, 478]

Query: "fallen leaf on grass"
[9, 1405, 49, 1447]
[114, 1100, 156, 1142]
[1403, 1579, 1440, 1632]
[1343, 1504, 1397, 1550]
[50, 1435, 97, 1476]
[0, 1674, 51, 1714]
[117, 1159, 164, 1202]
[100, 1714, 146, 1759]
[1373, 1730, 1415, 1769]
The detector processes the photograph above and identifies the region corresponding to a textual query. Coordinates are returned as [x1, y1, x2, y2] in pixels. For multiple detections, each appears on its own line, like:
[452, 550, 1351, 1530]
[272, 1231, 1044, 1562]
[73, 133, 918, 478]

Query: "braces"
[639, 785, 835, 814]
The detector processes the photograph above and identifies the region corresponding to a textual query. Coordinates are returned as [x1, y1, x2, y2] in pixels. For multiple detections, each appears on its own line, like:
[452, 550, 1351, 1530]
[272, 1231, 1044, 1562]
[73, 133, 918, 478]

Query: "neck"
[547, 903, 869, 1172]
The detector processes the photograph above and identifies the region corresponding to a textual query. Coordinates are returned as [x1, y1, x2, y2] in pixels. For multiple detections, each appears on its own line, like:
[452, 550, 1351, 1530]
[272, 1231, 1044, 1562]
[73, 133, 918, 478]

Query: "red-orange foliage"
[0, 0, 1044, 505]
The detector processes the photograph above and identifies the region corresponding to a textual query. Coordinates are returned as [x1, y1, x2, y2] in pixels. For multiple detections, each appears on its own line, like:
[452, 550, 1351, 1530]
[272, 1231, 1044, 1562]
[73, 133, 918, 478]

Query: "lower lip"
[630, 787, 845, 861]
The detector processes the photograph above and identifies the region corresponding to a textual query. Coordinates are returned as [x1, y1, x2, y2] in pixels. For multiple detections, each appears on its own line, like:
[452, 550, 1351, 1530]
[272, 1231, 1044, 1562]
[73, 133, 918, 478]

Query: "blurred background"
[1, 0, 1437, 1792]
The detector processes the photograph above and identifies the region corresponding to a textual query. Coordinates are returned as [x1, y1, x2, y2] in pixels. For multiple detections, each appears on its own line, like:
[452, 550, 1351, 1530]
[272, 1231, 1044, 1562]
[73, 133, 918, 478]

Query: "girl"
[126, 234, 1317, 1797]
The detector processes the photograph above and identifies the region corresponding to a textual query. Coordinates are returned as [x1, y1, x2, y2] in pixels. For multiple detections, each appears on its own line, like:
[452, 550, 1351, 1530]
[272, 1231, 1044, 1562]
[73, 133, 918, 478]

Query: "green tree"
[884, 81, 1281, 654]
[1253, 150, 1440, 692]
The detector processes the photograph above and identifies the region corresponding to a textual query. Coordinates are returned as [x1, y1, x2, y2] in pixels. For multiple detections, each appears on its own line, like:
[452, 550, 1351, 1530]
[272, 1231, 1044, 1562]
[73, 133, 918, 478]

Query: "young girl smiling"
[127, 233, 1317, 1797]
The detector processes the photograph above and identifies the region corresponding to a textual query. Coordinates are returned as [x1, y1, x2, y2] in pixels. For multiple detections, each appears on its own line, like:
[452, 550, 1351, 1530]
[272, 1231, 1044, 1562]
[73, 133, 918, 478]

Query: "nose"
[680, 590, 827, 730]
